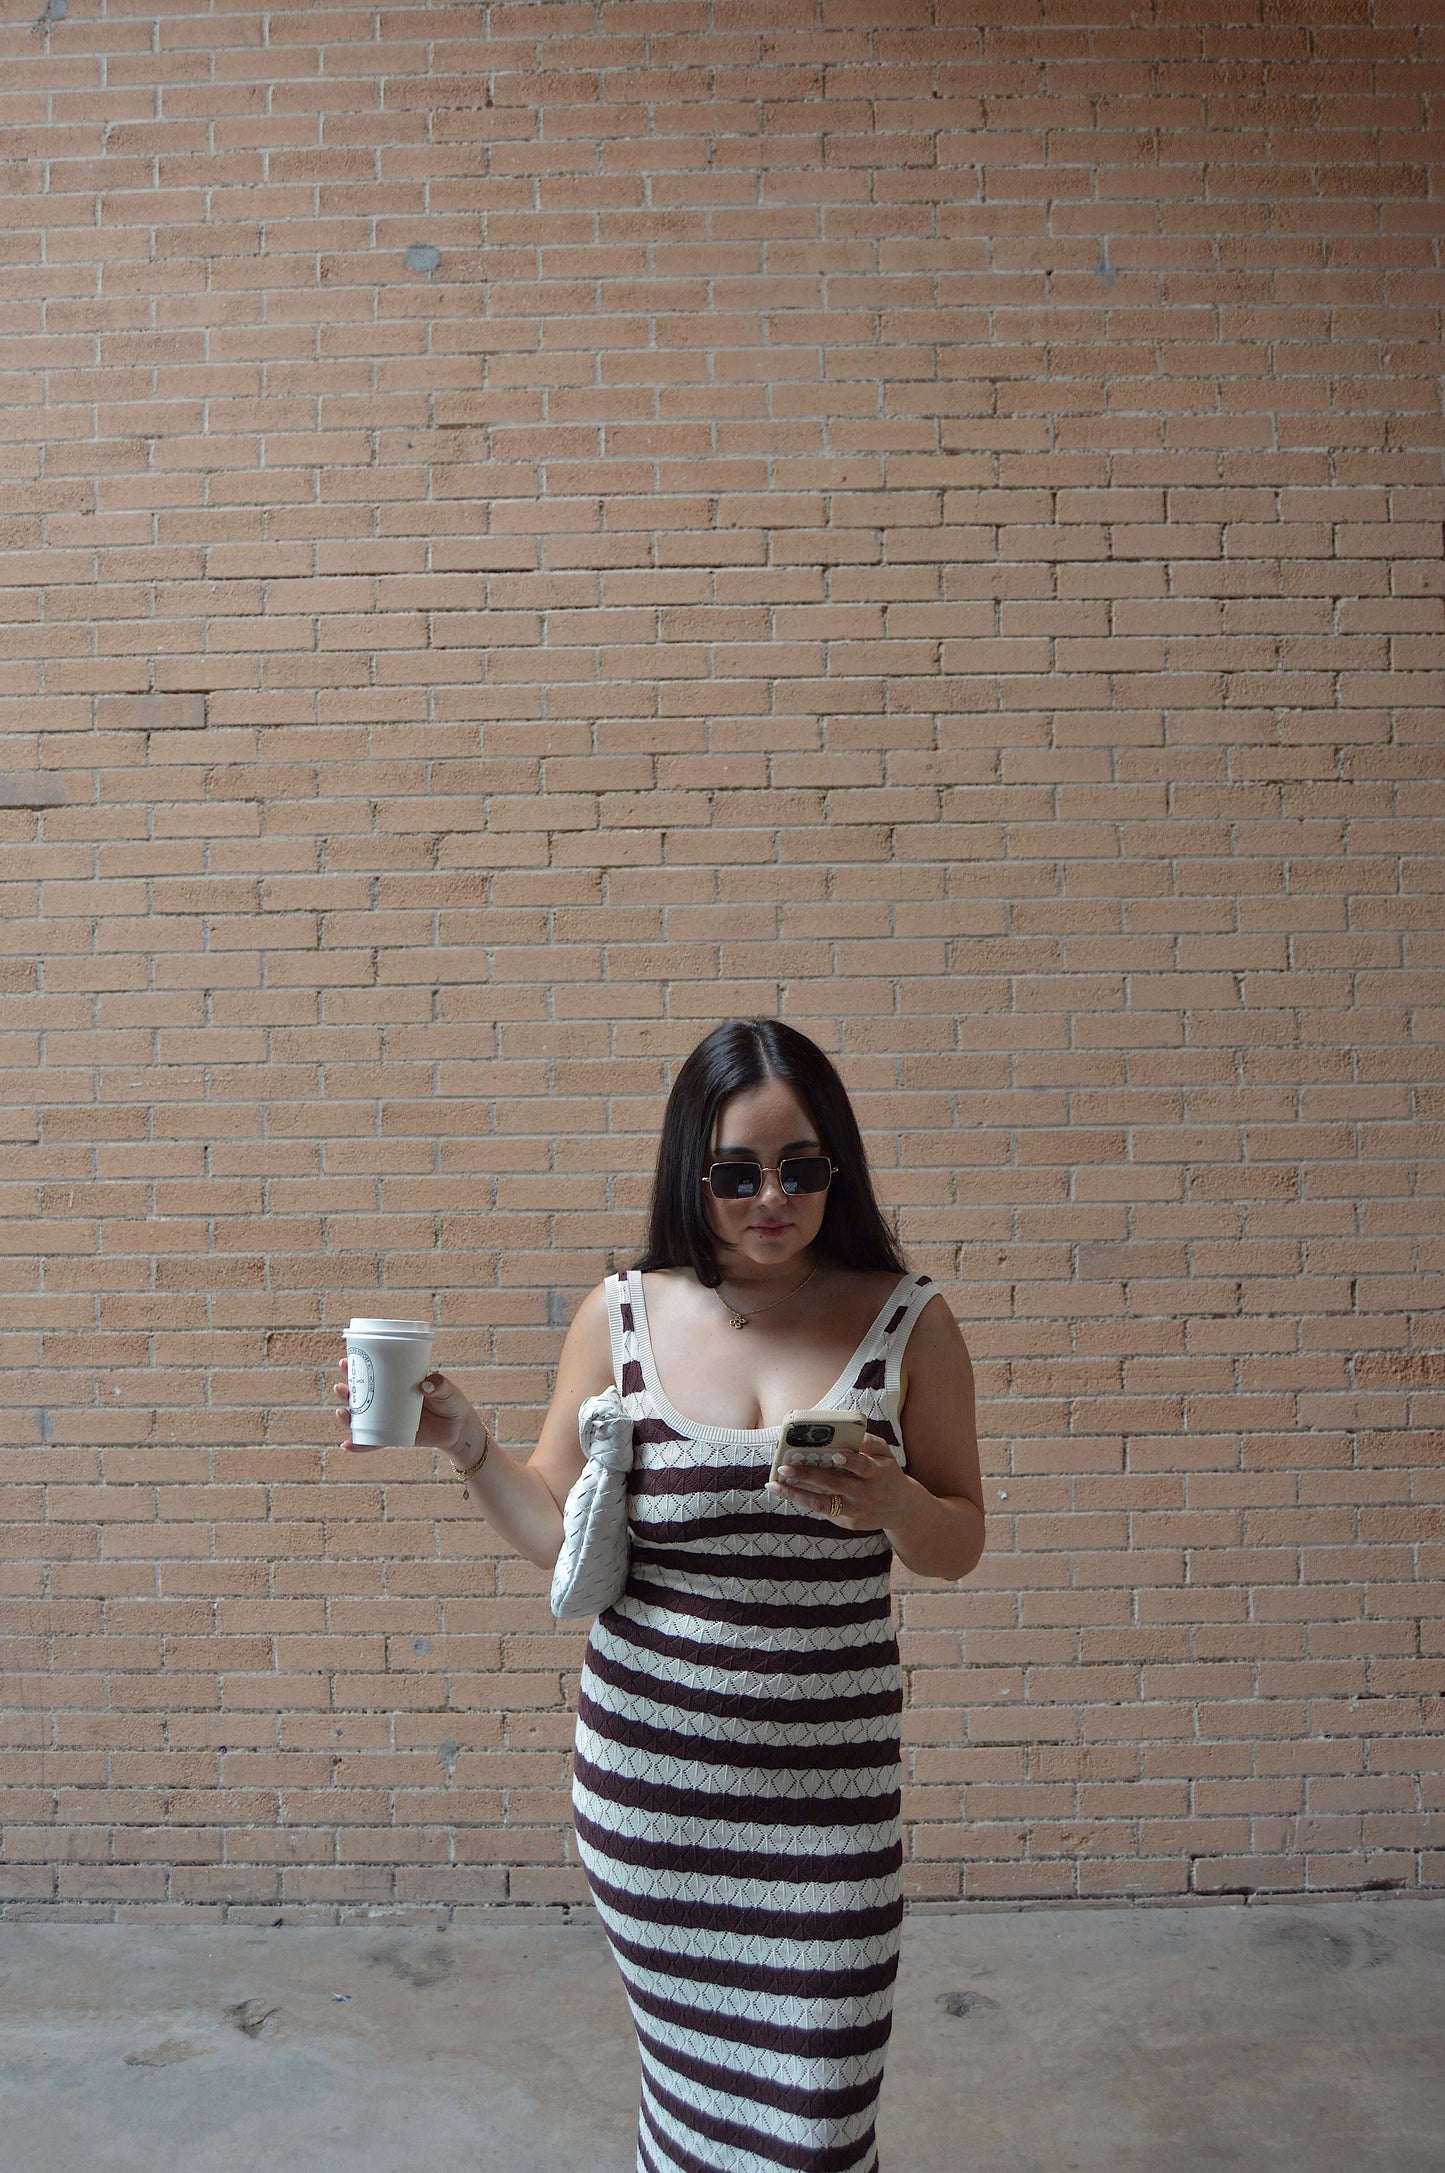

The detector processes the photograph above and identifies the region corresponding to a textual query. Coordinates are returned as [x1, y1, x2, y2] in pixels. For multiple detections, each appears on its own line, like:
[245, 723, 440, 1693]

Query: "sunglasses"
[703, 1156, 837, 1201]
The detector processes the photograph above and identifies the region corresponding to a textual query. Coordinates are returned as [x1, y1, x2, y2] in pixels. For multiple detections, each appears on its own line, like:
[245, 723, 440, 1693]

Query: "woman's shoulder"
[805, 1263, 915, 1347]
[562, 1279, 612, 1346]
[830, 1262, 919, 1306]
[627, 1263, 704, 1307]
[900, 1283, 967, 1367]
[547, 1280, 619, 1409]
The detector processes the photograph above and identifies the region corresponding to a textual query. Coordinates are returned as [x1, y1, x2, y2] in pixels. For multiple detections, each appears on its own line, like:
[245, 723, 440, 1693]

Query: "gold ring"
[828, 1494, 843, 1518]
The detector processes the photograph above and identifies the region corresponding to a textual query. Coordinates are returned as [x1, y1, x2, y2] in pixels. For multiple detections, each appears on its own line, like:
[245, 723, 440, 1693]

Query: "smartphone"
[768, 1408, 868, 1486]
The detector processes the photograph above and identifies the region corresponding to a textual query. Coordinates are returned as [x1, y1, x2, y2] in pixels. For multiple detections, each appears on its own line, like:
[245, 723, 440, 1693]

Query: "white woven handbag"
[548, 1383, 635, 1620]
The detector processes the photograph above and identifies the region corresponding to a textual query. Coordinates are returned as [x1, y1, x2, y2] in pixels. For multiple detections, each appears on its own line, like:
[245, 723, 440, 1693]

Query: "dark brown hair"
[634, 1018, 907, 1290]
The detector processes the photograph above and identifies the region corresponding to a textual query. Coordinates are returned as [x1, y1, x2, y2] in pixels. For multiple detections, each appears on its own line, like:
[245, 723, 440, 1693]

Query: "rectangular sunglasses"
[703, 1155, 837, 1200]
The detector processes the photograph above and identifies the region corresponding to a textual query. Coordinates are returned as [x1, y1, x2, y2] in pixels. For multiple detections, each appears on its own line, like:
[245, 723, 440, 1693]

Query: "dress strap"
[881, 1273, 940, 1409]
[604, 1268, 654, 1413]
[604, 1269, 631, 1392]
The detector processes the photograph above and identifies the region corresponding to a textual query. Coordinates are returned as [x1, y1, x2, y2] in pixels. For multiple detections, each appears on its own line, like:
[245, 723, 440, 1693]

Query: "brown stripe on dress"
[576, 1690, 902, 1771]
[601, 1918, 900, 2001]
[630, 1455, 760, 1489]
[571, 1752, 901, 1831]
[637, 2023, 886, 2120]
[628, 1543, 891, 1584]
[642, 2073, 880, 2173]
[625, 1976, 895, 2061]
[597, 1609, 901, 1677]
[620, 1576, 894, 1630]
[584, 1864, 904, 1944]
[573, 1806, 903, 1887]
[627, 1510, 852, 1545]
[582, 1644, 903, 1726]
[630, 1417, 689, 1446]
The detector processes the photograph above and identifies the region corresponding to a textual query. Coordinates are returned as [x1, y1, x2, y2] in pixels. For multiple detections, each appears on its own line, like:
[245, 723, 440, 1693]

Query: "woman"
[335, 1017, 984, 2173]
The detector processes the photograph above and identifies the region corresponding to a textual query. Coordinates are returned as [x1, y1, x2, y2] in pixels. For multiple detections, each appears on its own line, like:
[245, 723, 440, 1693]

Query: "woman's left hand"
[765, 1432, 916, 1532]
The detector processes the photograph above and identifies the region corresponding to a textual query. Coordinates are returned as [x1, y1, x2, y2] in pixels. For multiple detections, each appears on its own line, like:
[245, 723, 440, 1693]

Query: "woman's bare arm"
[886, 1295, 986, 1580]
[334, 1282, 615, 1576]
[518, 1280, 616, 1524]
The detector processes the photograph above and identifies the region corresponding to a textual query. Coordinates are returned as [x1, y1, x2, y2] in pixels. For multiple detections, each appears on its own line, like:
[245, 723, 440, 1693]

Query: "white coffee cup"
[343, 1317, 435, 1447]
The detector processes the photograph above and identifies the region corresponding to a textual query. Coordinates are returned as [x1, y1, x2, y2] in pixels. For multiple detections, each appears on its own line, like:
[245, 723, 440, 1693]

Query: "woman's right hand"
[332, 1365, 481, 1470]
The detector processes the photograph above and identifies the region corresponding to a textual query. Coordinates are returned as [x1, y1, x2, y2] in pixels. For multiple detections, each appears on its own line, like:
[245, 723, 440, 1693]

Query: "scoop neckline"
[626, 1267, 917, 1445]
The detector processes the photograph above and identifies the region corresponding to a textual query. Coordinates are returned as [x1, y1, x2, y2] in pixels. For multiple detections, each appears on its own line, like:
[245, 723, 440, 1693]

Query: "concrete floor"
[0, 1899, 1440, 2173]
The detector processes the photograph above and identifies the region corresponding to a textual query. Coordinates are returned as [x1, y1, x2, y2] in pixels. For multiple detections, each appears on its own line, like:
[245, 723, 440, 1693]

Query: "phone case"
[768, 1408, 867, 1485]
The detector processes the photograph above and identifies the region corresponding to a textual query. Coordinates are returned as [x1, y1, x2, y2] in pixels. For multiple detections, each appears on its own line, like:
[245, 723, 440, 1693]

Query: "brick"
[0, 7, 1437, 1920]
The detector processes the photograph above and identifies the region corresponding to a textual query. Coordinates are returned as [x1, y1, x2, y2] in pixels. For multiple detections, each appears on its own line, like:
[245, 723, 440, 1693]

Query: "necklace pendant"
[728, 1312, 748, 1329]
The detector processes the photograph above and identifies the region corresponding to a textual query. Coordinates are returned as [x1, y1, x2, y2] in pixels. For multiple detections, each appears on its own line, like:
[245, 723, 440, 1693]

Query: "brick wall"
[3, 0, 1441, 1919]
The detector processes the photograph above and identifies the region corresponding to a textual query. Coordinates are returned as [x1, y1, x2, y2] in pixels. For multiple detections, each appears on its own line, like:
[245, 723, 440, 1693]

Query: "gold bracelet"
[454, 1430, 491, 1500]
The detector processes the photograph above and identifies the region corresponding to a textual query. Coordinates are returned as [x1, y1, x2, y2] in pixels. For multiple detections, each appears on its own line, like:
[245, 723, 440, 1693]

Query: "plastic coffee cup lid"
[346, 1318, 433, 1336]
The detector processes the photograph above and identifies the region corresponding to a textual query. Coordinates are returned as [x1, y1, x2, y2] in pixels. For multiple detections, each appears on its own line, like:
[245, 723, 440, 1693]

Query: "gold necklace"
[716, 1260, 820, 1330]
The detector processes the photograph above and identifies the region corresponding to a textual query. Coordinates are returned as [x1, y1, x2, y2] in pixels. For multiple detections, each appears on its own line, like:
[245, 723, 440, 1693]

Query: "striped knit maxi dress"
[571, 1266, 937, 2173]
